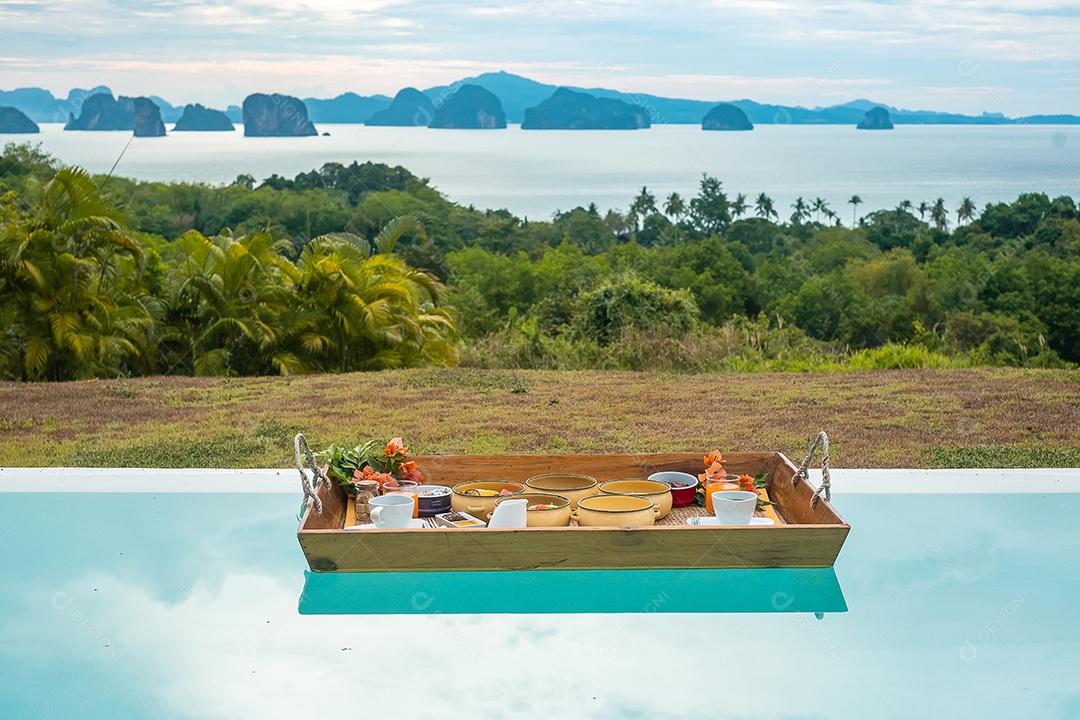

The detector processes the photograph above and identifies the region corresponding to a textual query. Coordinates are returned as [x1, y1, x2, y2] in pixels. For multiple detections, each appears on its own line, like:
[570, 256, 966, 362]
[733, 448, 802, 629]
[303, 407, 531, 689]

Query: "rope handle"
[792, 431, 831, 509]
[295, 433, 328, 516]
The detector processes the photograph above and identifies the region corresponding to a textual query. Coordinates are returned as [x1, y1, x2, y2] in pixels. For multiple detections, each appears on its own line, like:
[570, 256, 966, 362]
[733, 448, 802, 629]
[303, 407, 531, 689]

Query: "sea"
[21, 123, 1080, 221]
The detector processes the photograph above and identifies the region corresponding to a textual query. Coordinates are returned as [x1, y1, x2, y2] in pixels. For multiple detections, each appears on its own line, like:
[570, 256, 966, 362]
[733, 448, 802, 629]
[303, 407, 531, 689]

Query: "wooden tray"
[296, 448, 849, 572]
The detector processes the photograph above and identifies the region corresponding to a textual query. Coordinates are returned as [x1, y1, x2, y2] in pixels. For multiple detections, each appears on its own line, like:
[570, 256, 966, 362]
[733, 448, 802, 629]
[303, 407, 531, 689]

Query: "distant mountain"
[0, 86, 111, 123]
[857, 106, 894, 130]
[149, 95, 183, 123]
[522, 88, 650, 129]
[132, 98, 166, 137]
[366, 88, 435, 126]
[3, 74, 1079, 127]
[702, 103, 753, 131]
[0, 107, 40, 134]
[303, 92, 391, 123]
[423, 71, 1080, 126]
[173, 104, 234, 131]
[242, 94, 318, 137]
[426, 72, 555, 125]
[429, 85, 506, 129]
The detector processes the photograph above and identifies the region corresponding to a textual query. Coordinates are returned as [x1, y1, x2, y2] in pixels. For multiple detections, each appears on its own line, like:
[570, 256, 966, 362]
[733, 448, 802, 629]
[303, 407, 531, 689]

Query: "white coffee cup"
[369, 495, 414, 529]
[711, 491, 757, 525]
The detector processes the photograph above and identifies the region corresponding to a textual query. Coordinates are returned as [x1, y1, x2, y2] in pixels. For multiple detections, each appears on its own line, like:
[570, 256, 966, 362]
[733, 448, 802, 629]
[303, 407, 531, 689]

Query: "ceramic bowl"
[525, 474, 597, 508]
[451, 481, 526, 520]
[494, 493, 572, 527]
[648, 471, 699, 507]
[416, 485, 452, 517]
[572, 493, 658, 527]
[598, 479, 674, 519]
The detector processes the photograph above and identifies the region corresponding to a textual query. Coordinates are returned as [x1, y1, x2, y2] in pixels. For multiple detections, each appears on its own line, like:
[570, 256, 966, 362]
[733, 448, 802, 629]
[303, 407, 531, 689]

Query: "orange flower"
[738, 474, 756, 493]
[705, 461, 726, 481]
[400, 460, 423, 483]
[704, 450, 723, 467]
[385, 437, 407, 457]
[377, 473, 398, 488]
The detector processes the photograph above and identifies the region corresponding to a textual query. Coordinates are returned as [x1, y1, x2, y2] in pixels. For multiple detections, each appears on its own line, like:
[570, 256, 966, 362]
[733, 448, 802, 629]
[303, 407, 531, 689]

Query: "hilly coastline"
[4, 71, 1079, 130]
[522, 88, 650, 129]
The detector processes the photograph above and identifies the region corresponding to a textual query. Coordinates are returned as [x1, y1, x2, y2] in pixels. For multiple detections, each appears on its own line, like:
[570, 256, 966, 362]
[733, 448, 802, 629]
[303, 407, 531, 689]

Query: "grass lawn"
[1, 367, 1079, 469]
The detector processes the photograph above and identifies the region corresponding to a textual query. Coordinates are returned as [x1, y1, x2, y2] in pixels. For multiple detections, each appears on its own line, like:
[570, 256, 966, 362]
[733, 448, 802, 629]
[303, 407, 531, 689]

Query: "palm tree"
[824, 208, 840, 226]
[0, 167, 156, 380]
[755, 193, 777, 221]
[848, 195, 862, 227]
[957, 197, 976, 225]
[166, 228, 298, 376]
[791, 197, 809, 224]
[164, 213, 458, 376]
[917, 201, 929, 221]
[730, 193, 748, 220]
[899, 200, 913, 215]
[689, 174, 731, 235]
[930, 198, 949, 231]
[629, 186, 657, 231]
[664, 192, 685, 222]
[812, 197, 829, 223]
[298, 224, 457, 371]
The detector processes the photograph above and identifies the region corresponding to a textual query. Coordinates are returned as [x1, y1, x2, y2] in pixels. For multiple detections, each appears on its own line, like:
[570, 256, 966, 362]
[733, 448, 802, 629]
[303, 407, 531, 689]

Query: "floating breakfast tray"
[296, 433, 848, 572]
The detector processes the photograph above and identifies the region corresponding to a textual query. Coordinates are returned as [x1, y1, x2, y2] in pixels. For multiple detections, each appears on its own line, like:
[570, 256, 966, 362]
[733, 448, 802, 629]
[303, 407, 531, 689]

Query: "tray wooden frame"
[297, 451, 849, 572]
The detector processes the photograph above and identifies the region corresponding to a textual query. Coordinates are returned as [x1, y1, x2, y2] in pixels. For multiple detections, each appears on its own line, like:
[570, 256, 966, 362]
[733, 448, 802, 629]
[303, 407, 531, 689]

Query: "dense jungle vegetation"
[2, 141, 1078, 380]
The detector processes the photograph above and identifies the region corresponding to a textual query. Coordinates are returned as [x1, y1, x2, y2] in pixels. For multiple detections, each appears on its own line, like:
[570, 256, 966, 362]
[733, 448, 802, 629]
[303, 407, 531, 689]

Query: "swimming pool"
[1, 469, 1077, 718]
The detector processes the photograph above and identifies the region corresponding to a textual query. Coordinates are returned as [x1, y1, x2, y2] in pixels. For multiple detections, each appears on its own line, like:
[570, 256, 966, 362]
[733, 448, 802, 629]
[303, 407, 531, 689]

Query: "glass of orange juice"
[705, 474, 741, 512]
[384, 480, 420, 518]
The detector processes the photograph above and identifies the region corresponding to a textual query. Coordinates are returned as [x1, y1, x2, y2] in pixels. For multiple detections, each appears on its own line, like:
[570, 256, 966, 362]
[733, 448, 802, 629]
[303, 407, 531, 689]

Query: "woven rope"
[294, 433, 326, 516]
[794, 431, 831, 508]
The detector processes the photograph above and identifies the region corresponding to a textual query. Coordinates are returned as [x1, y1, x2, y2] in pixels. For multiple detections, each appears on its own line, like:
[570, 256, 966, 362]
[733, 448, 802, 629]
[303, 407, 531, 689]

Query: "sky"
[1, 0, 1079, 115]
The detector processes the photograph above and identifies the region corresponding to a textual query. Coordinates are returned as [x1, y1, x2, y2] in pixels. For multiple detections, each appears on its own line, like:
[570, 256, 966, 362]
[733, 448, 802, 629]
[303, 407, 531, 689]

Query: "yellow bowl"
[573, 494, 658, 527]
[525, 474, 597, 508]
[494, 493, 572, 527]
[598, 479, 673, 520]
[451, 481, 526, 519]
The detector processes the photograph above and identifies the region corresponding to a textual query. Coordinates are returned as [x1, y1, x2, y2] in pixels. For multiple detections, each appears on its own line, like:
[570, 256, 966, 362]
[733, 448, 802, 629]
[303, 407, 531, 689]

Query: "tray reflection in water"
[298, 567, 847, 615]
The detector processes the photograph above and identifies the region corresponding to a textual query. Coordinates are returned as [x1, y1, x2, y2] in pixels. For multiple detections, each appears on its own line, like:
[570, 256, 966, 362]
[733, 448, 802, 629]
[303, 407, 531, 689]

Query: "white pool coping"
[0, 467, 1078, 493]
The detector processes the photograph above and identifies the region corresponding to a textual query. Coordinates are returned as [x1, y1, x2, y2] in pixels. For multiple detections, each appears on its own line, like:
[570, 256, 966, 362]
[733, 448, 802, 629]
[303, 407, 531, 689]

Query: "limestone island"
[173, 104, 234, 131]
[366, 88, 436, 127]
[0, 106, 40, 134]
[521, 88, 650, 130]
[857, 106, 894, 130]
[429, 85, 506, 129]
[702, 103, 753, 131]
[242, 94, 318, 137]
[64, 93, 166, 136]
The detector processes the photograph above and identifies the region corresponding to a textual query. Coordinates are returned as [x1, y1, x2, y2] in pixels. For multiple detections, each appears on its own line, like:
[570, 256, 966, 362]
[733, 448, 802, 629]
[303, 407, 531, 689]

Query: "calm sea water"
[25, 123, 1080, 220]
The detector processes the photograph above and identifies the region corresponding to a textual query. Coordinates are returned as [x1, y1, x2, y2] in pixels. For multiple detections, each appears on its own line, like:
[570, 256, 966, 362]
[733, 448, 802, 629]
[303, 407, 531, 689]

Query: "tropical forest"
[2, 141, 1078, 381]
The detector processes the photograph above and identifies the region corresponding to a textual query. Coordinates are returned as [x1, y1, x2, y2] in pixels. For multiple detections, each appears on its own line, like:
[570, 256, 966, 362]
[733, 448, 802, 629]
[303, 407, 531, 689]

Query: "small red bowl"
[648, 472, 699, 507]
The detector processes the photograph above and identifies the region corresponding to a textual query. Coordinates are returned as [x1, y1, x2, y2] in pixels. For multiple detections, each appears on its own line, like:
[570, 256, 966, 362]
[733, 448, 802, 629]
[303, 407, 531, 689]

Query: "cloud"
[0, 0, 1078, 113]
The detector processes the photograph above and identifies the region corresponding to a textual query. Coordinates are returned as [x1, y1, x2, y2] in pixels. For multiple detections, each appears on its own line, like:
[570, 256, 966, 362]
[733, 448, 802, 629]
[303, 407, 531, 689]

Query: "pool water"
[1, 480, 1078, 718]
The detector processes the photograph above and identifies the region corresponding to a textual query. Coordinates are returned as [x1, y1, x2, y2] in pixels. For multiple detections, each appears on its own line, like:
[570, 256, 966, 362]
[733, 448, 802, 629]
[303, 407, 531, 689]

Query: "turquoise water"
[27, 123, 1080, 220]
[300, 567, 846, 614]
[0, 489, 1077, 717]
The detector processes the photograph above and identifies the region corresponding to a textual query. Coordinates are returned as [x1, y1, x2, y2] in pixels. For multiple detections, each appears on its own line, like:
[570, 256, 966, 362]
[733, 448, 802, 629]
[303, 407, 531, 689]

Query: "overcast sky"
[2, 0, 1079, 115]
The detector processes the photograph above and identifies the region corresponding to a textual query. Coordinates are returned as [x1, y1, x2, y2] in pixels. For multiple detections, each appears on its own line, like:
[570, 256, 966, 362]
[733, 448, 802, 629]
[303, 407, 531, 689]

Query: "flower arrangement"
[699, 450, 773, 510]
[319, 436, 424, 493]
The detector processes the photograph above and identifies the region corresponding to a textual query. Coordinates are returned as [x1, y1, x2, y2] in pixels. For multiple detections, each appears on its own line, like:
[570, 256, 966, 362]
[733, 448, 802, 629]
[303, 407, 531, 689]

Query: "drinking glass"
[385, 480, 420, 518]
[704, 474, 741, 512]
